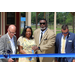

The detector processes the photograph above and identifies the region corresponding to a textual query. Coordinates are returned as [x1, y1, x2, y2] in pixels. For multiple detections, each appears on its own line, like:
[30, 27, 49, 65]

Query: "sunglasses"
[40, 22, 46, 25]
[62, 32, 68, 34]
[25, 26, 31, 28]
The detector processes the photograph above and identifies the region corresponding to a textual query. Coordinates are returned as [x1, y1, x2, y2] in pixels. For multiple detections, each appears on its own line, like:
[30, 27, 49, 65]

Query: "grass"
[56, 31, 61, 34]
[20, 25, 74, 35]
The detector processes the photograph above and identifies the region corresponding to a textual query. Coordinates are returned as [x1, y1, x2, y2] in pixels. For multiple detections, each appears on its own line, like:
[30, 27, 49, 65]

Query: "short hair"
[21, 26, 33, 39]
[61, 25, 69, 30]
[40, 19, 47, 24]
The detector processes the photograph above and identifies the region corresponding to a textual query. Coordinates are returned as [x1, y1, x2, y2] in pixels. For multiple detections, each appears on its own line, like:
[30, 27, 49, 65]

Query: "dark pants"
[58, 58, 68, 62]
[12, 58, 17, 62]
[37, 57, 40, 62]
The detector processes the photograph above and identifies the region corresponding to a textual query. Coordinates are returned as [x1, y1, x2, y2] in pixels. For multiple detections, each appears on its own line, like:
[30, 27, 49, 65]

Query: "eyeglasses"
[9, 29, 16, 34]
[40, 22, 46, 25]
[62, 32, 68, 34]
[26, 31, 31, 33]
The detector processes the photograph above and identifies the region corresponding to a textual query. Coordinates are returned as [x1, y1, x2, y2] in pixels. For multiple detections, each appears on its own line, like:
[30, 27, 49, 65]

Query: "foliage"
[21, 12, 25, 17]
[31, 12, 36, 24]
[21, 12, 73, 26]
[31, 12, 73, 25]
[65, 13, 73, 25]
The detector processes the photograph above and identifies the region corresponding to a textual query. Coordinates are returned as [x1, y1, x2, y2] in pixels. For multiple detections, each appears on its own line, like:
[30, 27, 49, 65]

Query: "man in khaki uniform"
[32, 19, 55, 62]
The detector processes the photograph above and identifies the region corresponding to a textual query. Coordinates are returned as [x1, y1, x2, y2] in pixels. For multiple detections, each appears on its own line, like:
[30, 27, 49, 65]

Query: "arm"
[40, 33, 55, 51]
[55, 35, 58, 62]
[18, 45, 26, 54]
[0, 37, 5, 54]
[73, 34, 75, 53]
[32, 32, 55, 51]
[17, 36, 27, 54]
[0, 37, 14, 62]
[72, 34, 75, 62]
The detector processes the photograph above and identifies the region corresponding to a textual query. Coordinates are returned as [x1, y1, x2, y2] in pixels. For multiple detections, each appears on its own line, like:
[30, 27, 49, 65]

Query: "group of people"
[0, 19, 75, 62]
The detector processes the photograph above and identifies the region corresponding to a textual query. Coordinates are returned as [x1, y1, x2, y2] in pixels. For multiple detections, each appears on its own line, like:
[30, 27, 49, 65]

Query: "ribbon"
[29, 50, 34, 61]
[1, 53, 75, 59]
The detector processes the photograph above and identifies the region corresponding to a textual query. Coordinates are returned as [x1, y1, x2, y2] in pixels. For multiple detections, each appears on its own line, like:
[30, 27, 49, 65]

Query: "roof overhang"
[70, 12, 75, 16]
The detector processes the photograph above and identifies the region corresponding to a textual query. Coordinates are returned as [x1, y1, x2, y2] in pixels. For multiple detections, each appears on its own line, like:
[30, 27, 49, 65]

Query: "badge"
[7, 41, 10, 43]
[68, 40, 72, 42]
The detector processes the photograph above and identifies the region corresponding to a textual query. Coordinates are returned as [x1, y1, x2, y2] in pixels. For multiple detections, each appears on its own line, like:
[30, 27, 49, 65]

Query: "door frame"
[0, 12, 1, 36]
[0, 12, 5, 36]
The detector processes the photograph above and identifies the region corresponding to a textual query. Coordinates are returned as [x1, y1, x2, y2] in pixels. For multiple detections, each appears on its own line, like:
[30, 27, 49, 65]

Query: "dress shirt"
[7, 33, 16, 54]
[39, 28, 47, 44]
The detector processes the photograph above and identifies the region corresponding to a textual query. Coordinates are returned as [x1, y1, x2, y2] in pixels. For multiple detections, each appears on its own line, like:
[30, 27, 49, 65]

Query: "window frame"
[5, 12, 16, 25]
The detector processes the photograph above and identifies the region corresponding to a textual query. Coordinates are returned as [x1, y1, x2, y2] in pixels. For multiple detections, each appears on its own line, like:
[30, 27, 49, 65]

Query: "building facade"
[0, 12, 57, 39]
[0, 12, 31, 39]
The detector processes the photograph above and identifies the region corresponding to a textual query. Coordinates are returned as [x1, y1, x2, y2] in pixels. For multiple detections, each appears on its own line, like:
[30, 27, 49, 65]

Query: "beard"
[41, 27, 46, 30]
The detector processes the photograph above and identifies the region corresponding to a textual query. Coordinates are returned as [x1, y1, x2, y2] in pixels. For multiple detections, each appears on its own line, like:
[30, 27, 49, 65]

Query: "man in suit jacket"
[0, 25, 17, 62]
[55, 25, 75, 62]
[32, 19, 55, 62]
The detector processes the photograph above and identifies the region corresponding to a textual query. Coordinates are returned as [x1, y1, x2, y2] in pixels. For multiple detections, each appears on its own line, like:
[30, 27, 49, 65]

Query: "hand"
[32, 46, 39, 51]
[55, 59, 58, 62]
[29, 57, 31, 60]
[72, 59, 75, 62]
[16, 59, 18, 62]
[8, 58, 14, 62]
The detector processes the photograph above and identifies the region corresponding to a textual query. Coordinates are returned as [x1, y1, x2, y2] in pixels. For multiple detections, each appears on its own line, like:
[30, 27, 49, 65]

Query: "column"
[3, 12, 5, 35]
[44, 12, 46, 18]
[36, 12, 37, 29]
[1, 12, 5, 35]
[26, 12, 28, 26]
[54, 12, 56, 35]
[0, 12, 1, 36]
[28, 12, 31, 26]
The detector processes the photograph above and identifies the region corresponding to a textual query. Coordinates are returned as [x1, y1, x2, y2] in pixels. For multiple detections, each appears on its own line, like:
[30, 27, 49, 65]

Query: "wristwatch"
[38, 47, 42, 52]
[38, 47, 40, 50]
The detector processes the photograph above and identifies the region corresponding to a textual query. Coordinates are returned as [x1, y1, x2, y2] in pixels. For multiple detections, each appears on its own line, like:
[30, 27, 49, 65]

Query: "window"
[0, 12, 1, 35]
[6, 12, 16, 25]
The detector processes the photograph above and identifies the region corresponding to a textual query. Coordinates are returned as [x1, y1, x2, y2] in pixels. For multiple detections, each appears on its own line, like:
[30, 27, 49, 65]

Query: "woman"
[17, 26, 36, 62]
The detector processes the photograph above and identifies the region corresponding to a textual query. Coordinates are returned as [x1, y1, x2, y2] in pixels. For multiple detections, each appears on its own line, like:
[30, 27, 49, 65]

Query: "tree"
[31, 12, 73, 26]
[57, 12, 64, 24]
[37, 12, 44, 23]
[21, 12, 25, 17]
[49, 12, 54, 22]
[31, 12, 36, 24]
[65, 12, 73, 25]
